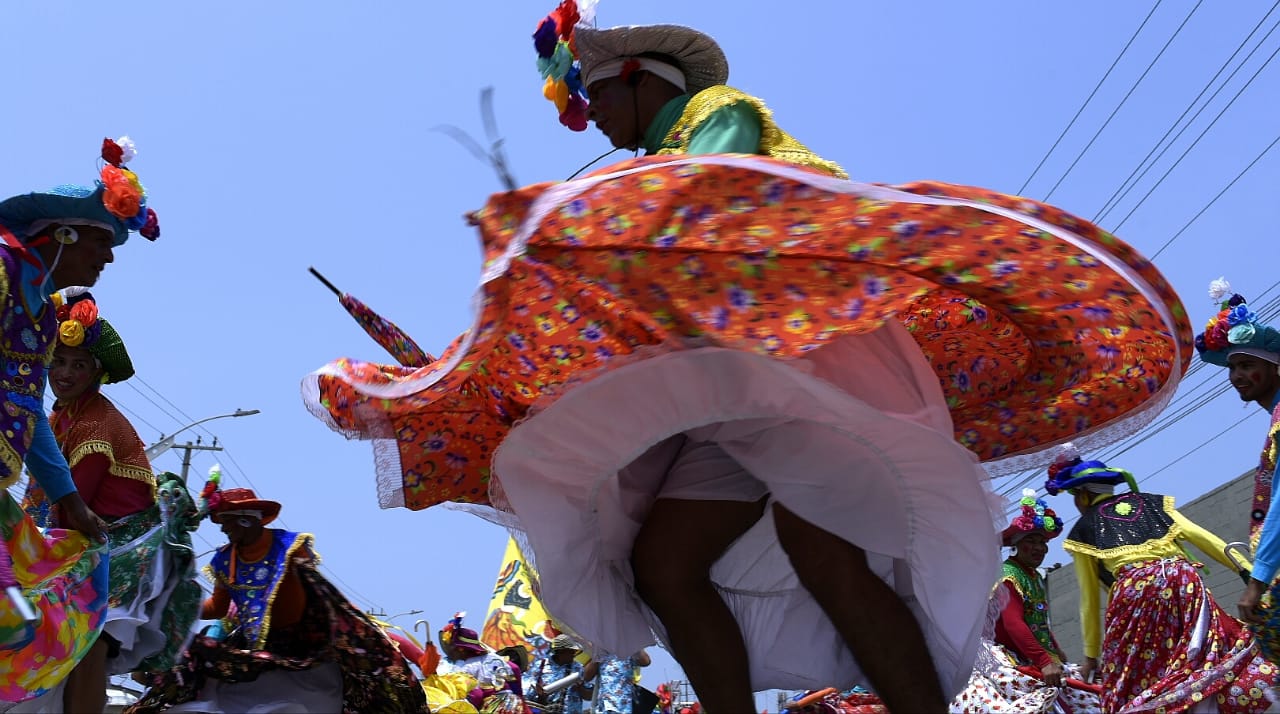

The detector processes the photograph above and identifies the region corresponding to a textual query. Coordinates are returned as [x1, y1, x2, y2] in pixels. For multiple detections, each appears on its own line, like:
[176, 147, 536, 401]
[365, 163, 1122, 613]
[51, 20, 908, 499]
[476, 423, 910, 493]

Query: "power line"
[1017, 0, 1165, 195]
[174, 445, 386, 614]
[1092, 1, 1280, 223]
[1148, 131, 1280, 260]
[1041, 0, 1204, 202]
[1112, 39, 1280, 235]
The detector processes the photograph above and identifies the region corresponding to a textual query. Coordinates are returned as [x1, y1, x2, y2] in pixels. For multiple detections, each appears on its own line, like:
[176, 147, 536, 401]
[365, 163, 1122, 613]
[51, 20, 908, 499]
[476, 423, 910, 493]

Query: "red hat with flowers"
[199, 464, 281, 525]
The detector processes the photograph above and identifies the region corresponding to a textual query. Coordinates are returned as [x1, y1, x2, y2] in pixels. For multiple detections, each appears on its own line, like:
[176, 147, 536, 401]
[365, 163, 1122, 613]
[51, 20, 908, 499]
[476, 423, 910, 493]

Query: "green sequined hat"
[53, 288, 134, 384]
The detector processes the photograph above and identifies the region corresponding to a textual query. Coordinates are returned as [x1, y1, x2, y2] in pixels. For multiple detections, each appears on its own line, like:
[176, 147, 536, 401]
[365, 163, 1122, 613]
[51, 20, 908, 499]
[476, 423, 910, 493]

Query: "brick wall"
[1044, 470, 1254, 662]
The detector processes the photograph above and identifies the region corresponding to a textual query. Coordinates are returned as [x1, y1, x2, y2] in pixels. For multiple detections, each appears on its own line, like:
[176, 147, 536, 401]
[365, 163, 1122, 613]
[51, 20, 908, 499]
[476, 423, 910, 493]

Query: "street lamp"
[368, 608, 424, 623]
[146, 409, 261, 461]
[146, 409, 261, 482]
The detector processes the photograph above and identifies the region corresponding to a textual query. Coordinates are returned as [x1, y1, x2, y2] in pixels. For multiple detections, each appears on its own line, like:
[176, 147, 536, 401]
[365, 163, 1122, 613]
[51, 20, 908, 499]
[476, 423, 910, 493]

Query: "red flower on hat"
[101, 138, 124, 167]
[100, 166, 142, 219]
[56, 304, 71, 322]
[1206, 317, 1231, 351]
[68, 300, 98, 328]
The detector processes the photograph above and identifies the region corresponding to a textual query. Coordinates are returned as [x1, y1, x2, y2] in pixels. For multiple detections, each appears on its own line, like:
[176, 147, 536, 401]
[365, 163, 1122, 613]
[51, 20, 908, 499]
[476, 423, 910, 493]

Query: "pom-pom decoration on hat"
[533, 1, 592, 131]
[1045, 442, 1082, 483]
[198, 463, 224, 517]
[1001, 487, 1064, 546]
[440, 611, 463, 644]
[1195, 277, 1280, 367]
[100, 136, 161, 240]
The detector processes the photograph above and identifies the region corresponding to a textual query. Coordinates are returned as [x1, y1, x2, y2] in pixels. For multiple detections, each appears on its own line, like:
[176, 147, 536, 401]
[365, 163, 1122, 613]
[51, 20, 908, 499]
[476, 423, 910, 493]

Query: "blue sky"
[5, 0, 1280, 704]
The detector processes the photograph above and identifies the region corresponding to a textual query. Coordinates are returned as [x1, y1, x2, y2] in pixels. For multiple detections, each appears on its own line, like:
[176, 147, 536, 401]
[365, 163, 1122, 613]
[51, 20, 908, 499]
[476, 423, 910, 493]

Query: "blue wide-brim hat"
[1044, 459, 1131, 495]
[0, 184, 129, 247]
[1196, 279, 1280, 367]
[1197, 323, 1280, 367]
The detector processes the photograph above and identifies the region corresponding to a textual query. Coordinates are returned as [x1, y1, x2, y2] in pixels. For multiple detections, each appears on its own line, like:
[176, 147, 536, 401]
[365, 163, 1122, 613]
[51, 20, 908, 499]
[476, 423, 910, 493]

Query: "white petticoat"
[493, 322, 1003, 695]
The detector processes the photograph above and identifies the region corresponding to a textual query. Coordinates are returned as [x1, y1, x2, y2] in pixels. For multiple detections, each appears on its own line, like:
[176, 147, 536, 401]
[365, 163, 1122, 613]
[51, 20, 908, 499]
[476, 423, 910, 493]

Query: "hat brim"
[1001, 525, 1061, 547]
[211, 500, 281, 525]
[0, 186, 129, 247]
[576, 24, 729, 94]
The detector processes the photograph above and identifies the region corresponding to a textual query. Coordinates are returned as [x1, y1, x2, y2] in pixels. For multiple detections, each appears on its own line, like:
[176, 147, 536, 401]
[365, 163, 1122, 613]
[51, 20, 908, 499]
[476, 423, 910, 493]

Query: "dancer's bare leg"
[774, 503, 946, 713]
[632, 496, 767, 714]
[64, 637, 108, 713]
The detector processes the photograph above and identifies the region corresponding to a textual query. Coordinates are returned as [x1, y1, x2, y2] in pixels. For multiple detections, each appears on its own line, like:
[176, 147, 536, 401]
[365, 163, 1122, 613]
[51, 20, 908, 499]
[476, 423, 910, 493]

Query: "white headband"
[26, 218, 116, 239]
[217, 509, 264, 521]
[1228, 346, 1280, 365]
[584, 57, 687, 91]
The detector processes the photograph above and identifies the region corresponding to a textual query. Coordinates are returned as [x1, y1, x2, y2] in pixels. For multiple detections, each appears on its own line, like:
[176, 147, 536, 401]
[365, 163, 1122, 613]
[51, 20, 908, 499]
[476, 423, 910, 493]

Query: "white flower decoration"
[1022, 487, 1037, 499]
[1208, 277, 1232, 302]
[116, 136, 137, 165]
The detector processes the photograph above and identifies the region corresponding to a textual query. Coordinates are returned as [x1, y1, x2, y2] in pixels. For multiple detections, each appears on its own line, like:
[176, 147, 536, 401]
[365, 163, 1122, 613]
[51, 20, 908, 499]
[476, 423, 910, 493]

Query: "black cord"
[566, 147, 623, 180]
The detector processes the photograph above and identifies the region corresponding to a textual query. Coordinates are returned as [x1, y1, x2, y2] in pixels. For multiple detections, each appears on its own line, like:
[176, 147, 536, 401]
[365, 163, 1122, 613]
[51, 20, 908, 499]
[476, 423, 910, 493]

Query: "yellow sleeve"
[1169, 506, 1241, 570]
[1074, 554, 1103, 659]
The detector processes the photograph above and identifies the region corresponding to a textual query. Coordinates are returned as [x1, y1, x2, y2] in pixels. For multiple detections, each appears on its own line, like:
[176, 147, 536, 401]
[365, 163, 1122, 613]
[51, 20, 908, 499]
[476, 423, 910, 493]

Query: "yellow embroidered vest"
[656, 85, 848, 179]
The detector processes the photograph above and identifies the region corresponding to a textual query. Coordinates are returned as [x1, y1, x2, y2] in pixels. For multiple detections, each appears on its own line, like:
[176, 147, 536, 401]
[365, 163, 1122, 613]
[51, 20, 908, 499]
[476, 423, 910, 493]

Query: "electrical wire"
[1041, 0, 1205, 202]
[1017, 0, 1165, 195]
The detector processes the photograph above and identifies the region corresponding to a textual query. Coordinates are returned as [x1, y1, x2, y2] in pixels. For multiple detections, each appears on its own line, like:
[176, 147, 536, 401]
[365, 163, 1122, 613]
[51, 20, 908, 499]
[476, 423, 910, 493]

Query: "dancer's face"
[219, 514, 263, 546]
[587, 76, 642, 150]
[1228, 353, 1280, 406]
[49, 344, 103, 403]
[34, 224, 115, 289]
[1013, 533, 1049, 570]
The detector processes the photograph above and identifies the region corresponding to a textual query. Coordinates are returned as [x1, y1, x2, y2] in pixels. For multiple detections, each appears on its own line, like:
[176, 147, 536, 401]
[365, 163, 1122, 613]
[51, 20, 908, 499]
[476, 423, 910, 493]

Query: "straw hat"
[575, 24, 729, 93]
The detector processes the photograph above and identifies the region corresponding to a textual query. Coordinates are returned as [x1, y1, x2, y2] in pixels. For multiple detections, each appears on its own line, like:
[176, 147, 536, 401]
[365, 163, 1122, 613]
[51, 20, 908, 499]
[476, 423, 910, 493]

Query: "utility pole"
[176, 436, 224, 484]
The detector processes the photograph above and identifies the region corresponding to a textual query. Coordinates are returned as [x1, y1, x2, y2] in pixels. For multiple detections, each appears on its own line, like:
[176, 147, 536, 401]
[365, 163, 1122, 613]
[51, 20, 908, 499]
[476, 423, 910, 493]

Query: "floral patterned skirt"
[1100, 558, 1277, 713]
[303, 154, 1192, 513]
[0, 490, 108, 703]
[950, 640, 1101, 713]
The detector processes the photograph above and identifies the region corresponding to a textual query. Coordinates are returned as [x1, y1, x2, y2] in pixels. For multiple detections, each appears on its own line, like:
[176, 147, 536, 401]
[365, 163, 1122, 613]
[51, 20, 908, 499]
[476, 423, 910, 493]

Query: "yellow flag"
[481, 536, 556, 655]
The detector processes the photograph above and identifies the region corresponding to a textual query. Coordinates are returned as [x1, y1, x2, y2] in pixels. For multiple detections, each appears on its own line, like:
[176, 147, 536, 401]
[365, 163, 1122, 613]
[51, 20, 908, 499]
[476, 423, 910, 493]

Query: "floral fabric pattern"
[593, 655, 641, 713]
[1101, 559, 1276, 713]
[0, 490, 108, 702]
[950, 640, 1100, 713]
[306, 156, 1192, 512]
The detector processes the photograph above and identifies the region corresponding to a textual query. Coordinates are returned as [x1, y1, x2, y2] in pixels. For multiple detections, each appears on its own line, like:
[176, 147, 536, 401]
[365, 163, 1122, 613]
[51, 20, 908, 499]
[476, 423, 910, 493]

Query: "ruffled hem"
[303, 154, 1191, 513]
[491, 324, 1001, 694]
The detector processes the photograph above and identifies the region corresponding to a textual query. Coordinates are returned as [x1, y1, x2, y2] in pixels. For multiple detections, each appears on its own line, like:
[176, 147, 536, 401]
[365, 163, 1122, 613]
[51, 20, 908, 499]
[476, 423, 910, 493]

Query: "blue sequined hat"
[1195, 278, 1280, 367]
[0, 185, 128, 246]
[0, 136, 159, 248]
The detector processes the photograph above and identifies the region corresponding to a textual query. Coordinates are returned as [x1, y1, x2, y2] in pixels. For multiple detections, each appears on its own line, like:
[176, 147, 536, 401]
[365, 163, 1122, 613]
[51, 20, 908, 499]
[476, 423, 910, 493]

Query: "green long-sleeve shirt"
[641, 95, 763, 156]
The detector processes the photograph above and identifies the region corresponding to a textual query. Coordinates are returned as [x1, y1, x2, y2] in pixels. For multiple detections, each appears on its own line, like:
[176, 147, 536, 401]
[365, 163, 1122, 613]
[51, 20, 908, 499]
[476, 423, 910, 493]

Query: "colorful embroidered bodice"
[656, 85, 848, 178]
[208, 529, 314, 649]
[1000, 559, 1065, 662]
[0, 248, 55, 484]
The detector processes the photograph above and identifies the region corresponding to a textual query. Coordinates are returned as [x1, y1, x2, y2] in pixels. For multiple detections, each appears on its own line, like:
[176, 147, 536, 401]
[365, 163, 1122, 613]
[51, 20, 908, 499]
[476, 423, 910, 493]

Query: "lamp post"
[368, 608, 424, 623]
[145, 409, 261, 482]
